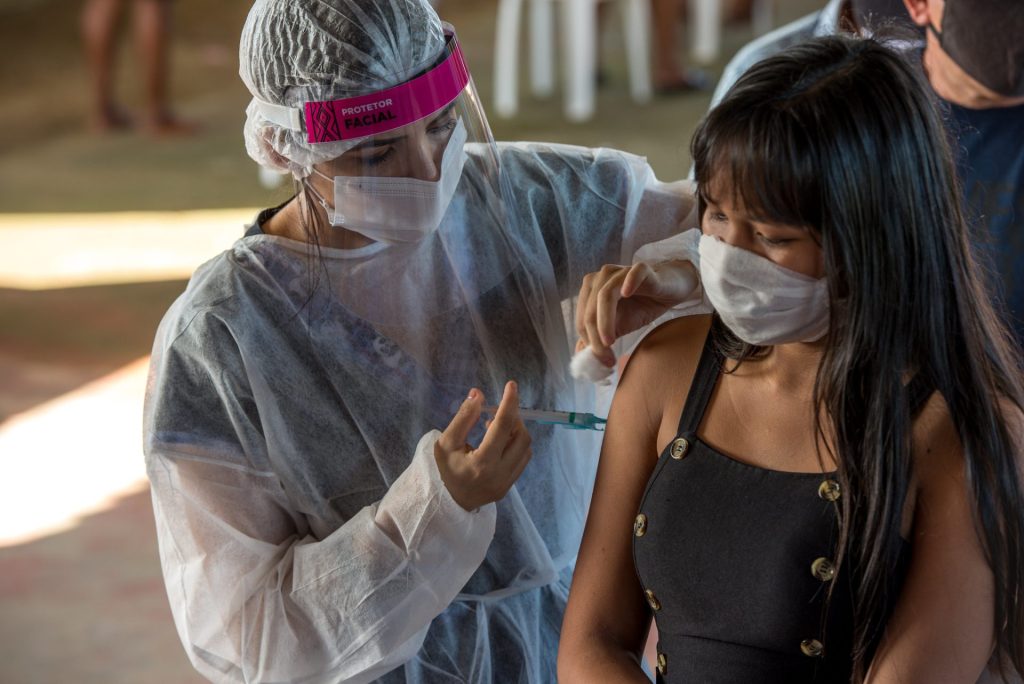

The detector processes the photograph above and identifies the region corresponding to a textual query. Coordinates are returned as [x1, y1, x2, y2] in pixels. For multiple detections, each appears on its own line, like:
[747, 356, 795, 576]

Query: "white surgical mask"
[309, 117, 468, 244]
[698, 234, 829, 345]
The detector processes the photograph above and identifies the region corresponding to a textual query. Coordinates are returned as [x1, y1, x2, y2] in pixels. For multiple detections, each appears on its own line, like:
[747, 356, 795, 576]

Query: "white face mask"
[698, 233, 829, 346]
[309, 117, 468, 244]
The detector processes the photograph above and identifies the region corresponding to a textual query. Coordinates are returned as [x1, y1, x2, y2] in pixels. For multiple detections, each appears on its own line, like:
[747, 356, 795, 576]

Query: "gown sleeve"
[495, 141, 699, 300]
[144, 302, 496, 684]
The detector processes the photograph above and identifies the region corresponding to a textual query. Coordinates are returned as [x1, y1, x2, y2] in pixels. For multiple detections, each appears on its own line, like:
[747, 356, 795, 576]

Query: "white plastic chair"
[494, 0, 653, 122]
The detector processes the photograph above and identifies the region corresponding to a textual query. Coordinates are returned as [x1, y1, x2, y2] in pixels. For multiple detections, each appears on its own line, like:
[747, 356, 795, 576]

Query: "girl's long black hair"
[691, 34, 1024, 680]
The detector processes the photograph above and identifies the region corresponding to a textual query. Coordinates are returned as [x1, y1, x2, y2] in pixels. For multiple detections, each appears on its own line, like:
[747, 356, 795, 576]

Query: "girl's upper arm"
[867, 394, 997, 684]
[559, 315, 709, 683]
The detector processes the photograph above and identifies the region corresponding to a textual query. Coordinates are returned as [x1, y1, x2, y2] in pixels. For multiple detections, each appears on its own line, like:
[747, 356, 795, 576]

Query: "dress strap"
[675, 328, 722, 435]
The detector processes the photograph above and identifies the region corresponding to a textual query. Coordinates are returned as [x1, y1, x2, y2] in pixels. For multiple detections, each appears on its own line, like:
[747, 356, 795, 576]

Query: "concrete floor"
[0, 0, 821, 681]
[0, 491, 204, 684]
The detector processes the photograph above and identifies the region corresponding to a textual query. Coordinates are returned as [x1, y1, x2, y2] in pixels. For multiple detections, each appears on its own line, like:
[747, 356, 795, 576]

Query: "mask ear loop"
[302, 170, 340, 223]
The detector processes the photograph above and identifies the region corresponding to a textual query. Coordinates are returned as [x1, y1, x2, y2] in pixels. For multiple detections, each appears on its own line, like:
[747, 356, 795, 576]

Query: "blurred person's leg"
[651, 0, 709, 93]
[725, 0, 754, 24]
[82, 0, 132, 132]
[652, 0, 683, 87]
[134, 0, 196, 136]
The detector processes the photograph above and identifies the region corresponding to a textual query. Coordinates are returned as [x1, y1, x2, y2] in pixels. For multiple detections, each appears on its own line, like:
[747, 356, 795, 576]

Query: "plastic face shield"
[252, 26, 504, 244]
[250, 24, 533, 333]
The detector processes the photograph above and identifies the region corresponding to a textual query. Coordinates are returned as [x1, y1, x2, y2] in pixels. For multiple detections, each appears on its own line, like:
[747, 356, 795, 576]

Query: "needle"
[480, 406, 607, 431]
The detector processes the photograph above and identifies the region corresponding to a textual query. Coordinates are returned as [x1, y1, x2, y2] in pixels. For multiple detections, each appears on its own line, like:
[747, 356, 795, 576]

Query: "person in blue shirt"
[708, 0, 1024, 345]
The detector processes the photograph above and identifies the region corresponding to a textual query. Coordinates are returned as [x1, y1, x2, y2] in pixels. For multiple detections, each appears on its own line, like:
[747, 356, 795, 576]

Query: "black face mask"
[928, 0, 1024, 97]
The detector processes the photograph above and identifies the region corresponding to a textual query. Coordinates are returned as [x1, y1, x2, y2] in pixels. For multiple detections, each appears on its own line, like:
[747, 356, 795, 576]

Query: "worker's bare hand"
[575, 260, 699, 367]
[434, 381, 532, 512]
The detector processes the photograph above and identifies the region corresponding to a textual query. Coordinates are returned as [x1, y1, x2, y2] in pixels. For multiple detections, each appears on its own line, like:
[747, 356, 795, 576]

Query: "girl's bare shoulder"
[617, 314, 714, 442]
[912, 391, 1024, 486]
[623, 314, 712, 383]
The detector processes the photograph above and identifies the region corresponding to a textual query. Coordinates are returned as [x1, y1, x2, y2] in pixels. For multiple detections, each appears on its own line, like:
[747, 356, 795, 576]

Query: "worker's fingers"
[575, 273, 595, 344]
[585, 266, 622, 362]
[478, 381, 519, 455]
[500, 424, 533, 481]
[439, 388, 482, 452]
[595, 268, 634, 346]
[620, 261, 656, 300]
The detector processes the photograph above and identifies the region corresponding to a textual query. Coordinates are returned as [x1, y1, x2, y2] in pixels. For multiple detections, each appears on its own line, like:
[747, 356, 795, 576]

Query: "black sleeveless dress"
[632, 331, 931, 683]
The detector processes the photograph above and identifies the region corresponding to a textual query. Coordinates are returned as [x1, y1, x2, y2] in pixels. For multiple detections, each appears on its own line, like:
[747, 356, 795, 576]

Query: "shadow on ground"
[0, 280, 188, 421]
[0, 488, 205, 684]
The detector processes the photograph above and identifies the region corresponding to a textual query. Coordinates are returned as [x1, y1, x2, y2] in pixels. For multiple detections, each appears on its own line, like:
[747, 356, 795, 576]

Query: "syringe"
[481, 406, 607, 431]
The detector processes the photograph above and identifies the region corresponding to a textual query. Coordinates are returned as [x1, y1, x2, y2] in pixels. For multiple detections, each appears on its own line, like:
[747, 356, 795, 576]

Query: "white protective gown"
[145, 141, 695, 683]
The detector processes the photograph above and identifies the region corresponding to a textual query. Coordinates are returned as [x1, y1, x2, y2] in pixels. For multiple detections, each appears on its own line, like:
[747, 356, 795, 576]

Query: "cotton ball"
[570, 347, 615, 385]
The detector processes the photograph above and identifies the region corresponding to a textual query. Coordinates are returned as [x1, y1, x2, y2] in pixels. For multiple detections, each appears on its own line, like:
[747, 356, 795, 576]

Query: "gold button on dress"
[634, 513, 648, 537]
[669, 437, 690, 459]
[811, 557, 836, 582]
[656, 652, 667, 676]
[818, 479, 841, 502]
[645, 589, 662, 611]
[800, 638, 825, 657]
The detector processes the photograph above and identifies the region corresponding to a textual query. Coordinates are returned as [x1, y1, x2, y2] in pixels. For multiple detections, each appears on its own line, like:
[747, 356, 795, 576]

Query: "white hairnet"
[240, 0, 447, 175]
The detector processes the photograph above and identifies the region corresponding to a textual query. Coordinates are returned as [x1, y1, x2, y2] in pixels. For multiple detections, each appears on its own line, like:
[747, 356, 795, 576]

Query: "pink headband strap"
[303, 30, 469, 144]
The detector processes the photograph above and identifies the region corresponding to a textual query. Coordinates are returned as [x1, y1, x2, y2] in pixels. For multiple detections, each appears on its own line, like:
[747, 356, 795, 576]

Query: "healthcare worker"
[143, 0, 696, 682]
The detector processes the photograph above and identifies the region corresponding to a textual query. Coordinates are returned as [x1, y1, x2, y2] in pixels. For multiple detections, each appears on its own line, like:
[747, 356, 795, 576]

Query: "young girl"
[559, 34, 1024, 683]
